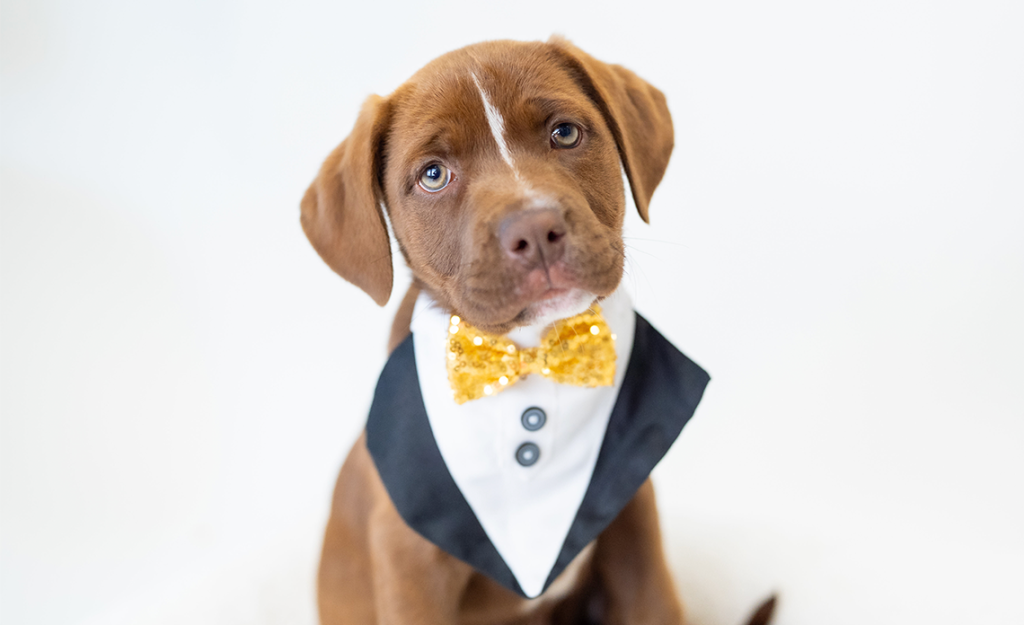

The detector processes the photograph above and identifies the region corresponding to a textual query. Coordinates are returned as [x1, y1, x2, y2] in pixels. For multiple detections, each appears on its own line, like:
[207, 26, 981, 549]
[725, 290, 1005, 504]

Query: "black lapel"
[542, 313, 710, 588]
[365, 313, 709, 598]
[365, 336, 525, 596]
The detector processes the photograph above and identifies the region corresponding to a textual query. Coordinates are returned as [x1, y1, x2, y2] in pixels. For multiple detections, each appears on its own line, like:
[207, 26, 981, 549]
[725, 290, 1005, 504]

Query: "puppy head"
[301, 38, 673, 334]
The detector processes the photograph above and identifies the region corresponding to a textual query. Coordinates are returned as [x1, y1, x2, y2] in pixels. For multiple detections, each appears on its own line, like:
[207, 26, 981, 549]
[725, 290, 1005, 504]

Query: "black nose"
[499, 209, 567, 268]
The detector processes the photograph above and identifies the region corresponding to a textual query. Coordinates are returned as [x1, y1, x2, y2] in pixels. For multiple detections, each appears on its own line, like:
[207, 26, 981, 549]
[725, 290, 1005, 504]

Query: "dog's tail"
[742, 594, 777, 625]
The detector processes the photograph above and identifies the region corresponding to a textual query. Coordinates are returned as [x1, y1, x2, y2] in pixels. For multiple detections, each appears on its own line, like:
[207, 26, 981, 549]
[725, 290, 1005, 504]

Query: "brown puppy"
[302, 38, 772, 625]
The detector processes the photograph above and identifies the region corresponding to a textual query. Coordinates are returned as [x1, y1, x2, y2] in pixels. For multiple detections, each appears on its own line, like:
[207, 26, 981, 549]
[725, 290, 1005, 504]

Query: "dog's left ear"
[548, 37, 674, 223]
[301, 95, 394, 305]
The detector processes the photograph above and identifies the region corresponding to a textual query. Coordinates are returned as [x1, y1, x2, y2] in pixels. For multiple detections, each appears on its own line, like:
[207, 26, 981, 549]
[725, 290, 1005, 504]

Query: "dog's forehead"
[387, 42, 591, 162]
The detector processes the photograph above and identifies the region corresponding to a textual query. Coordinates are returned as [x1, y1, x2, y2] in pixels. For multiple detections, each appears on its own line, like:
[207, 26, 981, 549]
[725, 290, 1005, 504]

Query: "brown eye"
[551, 123, 581, 149]
[419, 163, 451, 192]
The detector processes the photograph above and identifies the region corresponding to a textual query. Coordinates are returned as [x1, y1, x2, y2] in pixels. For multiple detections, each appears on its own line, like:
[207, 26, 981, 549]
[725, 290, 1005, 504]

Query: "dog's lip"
[457, 264, 609, 330]
[537, 287, 570, 301]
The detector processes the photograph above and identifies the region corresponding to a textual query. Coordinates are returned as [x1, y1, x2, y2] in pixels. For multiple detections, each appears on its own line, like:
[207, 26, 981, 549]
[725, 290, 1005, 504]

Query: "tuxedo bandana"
[366, 286, 710, 598]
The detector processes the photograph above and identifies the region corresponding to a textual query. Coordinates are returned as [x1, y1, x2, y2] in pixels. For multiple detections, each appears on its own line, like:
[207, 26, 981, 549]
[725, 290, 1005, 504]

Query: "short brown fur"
[304, 38, 769, 625]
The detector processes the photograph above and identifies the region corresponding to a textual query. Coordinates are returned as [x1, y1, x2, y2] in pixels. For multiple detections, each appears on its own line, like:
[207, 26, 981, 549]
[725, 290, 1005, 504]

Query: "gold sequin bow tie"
[446, 306, 616, 404]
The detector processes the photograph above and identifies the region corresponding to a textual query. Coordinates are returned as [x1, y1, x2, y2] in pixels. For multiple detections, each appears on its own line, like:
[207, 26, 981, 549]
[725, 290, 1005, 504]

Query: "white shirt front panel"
[410, 286, 635, 598]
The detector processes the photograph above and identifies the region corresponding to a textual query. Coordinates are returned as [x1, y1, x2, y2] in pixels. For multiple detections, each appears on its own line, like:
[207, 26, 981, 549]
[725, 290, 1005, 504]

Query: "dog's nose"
[499, 209, 567, 267]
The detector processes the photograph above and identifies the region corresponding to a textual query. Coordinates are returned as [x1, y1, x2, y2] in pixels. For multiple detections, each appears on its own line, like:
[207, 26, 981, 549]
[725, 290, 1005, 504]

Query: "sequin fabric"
[446, 306, 616, 404]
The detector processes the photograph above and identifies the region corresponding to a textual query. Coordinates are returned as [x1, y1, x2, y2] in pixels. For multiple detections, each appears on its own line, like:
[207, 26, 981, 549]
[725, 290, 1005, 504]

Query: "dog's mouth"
[448, 225, 625, 334]
[537, 287, 572, 301]
[489, 258, 607, 330]
[451, 249, 624, 334]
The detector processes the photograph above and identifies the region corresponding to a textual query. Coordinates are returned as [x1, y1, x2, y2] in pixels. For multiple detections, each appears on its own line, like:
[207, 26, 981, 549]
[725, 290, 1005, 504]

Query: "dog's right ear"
[301, 95, 393, 306]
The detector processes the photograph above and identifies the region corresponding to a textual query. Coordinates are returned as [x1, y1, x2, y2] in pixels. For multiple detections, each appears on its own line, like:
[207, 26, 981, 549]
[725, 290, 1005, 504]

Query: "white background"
[2, 0, 1022, 623]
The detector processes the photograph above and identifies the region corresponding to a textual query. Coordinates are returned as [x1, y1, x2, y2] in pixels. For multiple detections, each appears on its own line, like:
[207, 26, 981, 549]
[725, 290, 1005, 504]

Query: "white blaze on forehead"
[470, 72, 521, 180]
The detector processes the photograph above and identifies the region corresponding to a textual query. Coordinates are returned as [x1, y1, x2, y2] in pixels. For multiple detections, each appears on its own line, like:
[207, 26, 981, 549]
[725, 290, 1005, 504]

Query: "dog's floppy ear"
[301, 95, 393, 305]
[548, 37, 674, 223]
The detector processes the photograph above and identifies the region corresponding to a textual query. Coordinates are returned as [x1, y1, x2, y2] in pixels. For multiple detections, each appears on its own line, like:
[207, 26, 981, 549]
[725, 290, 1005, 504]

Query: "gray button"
[521, 407, 546, 431]
[516, 442, 540, 467]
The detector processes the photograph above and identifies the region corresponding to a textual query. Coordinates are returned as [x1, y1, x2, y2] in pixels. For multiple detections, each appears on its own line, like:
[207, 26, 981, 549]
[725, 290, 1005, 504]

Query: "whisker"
[624, 254, 657, 309]
[623, 245, 663, 261]
[622, 236, 689, 248]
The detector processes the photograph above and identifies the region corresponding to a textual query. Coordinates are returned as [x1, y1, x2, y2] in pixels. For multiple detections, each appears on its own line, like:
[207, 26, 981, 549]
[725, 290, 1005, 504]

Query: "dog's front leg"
[368, 497, 475, 624]
[592, 478, 686, 625]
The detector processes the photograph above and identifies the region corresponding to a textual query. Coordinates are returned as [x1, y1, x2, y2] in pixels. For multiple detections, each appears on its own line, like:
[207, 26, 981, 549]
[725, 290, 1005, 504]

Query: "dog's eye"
[551, 123, 582, 149]
[419, 163, 451, 192]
